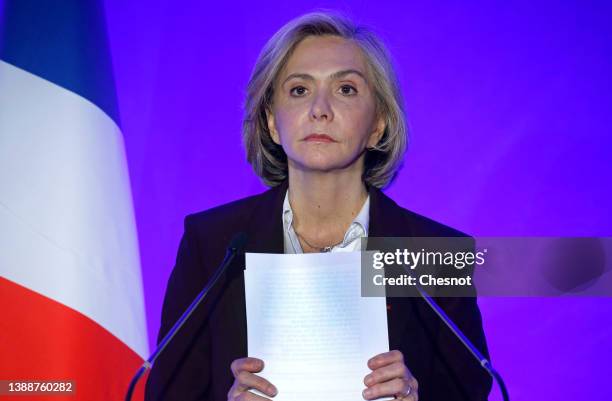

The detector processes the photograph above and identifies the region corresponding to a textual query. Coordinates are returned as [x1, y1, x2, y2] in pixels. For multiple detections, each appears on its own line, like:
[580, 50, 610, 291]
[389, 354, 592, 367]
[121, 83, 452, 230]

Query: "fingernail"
[363, 389, 372, 399]
[269, 386, 277, 396]
[365, 375, 374, 386]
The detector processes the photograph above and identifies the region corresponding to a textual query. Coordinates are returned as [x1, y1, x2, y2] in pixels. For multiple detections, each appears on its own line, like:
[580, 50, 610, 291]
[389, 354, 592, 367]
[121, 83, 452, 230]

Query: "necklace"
[294, 229, 344, 253]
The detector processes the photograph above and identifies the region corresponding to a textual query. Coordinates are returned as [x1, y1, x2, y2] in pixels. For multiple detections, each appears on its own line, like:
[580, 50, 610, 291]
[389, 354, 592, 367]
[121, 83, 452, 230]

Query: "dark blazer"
[145, 180, 492, 401]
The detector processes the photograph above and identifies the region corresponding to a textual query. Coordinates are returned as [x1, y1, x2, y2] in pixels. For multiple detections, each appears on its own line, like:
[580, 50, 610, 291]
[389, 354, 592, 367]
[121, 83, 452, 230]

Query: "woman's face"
[267, 35, 385, 174]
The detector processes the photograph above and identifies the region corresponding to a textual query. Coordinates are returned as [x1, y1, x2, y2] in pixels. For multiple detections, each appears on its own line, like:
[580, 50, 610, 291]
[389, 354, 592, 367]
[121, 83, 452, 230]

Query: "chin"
[292, 154, 359, 173]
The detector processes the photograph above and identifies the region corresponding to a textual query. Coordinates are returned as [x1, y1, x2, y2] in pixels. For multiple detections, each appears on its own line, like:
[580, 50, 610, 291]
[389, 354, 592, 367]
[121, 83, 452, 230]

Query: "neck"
[287, 161, 368, 248]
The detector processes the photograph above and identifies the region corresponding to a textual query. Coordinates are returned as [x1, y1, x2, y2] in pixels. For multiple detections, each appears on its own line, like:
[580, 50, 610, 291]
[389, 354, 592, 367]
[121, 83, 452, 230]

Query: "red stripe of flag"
[0, 277, 147, 400]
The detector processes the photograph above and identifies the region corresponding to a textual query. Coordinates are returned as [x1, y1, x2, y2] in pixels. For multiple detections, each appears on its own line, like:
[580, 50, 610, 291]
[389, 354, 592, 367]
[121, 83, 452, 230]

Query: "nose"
[310, 90, 333, 121]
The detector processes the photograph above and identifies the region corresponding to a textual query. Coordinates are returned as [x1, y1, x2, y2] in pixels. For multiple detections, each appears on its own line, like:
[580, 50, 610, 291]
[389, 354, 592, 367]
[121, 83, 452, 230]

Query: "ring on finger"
[396, 384, 412, 400]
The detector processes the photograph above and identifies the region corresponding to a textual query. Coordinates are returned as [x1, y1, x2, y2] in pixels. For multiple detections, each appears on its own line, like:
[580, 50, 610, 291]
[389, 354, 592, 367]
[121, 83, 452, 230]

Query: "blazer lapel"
[368, 185, 412, 237]
[367, 185, 420, 354]
[244, 180, 288, 254]
[220, 181, 287, 372]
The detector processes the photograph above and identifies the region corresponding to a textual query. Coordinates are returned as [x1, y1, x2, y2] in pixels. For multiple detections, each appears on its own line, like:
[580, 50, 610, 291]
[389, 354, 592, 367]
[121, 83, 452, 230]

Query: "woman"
[145, 11, 491, 401]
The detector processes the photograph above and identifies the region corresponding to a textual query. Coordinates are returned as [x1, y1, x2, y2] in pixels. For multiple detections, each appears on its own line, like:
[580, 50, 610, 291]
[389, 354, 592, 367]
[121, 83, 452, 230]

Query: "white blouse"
[282, 189, 370, 254]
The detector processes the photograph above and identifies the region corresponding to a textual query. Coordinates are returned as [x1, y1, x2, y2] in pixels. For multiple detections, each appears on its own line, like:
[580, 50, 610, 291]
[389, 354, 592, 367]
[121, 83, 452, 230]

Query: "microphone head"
[229, 232, 248, 254]
[541, 237, 606, 293]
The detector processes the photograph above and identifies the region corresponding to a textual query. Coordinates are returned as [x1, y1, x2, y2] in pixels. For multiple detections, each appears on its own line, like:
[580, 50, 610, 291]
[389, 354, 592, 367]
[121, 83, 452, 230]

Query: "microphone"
[125, 232, 248, 401]
[540, 237, 607, 293]
[415, 285, 510, 401]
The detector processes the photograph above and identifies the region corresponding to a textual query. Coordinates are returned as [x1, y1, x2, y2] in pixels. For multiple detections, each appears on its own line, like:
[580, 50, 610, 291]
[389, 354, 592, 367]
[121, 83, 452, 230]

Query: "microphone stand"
[415, 285, 510, 401]
[125, 233, 247, 401]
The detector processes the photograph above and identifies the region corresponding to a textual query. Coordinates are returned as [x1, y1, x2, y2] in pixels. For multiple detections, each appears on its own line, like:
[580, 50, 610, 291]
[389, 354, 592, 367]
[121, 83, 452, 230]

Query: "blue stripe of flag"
[0, 0, 120, 125]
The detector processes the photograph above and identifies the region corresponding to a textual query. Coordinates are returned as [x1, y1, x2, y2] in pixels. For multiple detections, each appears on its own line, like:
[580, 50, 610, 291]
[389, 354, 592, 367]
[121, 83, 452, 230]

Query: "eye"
[339, 84, 358, 96]
[289, 86, 308, 97]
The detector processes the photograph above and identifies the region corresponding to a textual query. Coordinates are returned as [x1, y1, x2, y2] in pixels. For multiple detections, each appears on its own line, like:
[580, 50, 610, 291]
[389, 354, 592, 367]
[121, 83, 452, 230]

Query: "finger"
[407, 374, 419, 395]
[396, 377, 419, 401]
[364, 361, 408, 386]
[228, 377, 277, 401]
[362, 377, 406, 400]
[234, 371, 278, 397]
[367, 349, 404, 370]
[231, 357, 265, 376]
[231, 389, 275, 401]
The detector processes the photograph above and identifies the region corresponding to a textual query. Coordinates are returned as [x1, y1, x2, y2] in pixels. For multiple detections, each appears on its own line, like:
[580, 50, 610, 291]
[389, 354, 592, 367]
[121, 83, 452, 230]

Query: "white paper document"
[244, 251, 390, 401]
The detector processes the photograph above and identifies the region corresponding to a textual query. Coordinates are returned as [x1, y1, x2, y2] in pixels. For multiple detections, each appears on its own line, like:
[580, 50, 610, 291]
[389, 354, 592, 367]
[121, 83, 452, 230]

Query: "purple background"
[103, 1, 612, 400]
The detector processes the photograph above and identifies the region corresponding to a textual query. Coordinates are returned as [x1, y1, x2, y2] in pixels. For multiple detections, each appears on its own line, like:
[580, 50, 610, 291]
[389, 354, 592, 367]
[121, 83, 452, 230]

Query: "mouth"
[303, 133, 337, 143]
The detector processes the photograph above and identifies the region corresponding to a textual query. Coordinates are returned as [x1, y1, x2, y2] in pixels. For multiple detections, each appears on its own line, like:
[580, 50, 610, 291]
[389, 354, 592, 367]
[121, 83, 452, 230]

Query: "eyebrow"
[281, 69, 368, 86]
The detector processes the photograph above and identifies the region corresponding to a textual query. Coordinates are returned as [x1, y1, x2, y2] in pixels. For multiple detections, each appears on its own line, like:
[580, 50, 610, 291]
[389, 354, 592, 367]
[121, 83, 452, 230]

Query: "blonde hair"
[242, 10, 408, 188]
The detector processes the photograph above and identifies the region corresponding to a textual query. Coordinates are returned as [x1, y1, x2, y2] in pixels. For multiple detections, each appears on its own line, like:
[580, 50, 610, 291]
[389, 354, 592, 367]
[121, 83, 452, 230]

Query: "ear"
[266, 108, 281, 145]
[367, 114, 386, 148]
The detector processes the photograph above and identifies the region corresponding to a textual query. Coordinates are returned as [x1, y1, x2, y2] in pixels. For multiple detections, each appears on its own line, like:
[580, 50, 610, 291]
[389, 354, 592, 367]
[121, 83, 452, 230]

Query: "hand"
[227, 357, 278, 400]
[363, 350, 418, 400]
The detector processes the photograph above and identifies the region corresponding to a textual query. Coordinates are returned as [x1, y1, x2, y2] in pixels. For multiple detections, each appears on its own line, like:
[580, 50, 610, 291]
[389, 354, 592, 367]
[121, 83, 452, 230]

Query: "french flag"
[0, 1, 148, 399]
